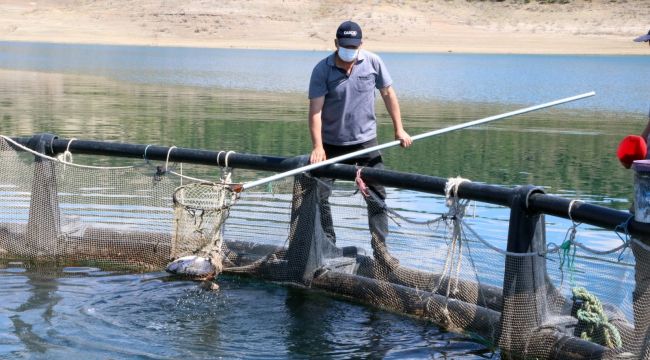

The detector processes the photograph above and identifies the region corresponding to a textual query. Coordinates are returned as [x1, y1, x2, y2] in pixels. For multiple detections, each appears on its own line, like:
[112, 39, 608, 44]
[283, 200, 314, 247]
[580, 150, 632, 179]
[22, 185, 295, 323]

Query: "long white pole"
[239, 91, 595, 191]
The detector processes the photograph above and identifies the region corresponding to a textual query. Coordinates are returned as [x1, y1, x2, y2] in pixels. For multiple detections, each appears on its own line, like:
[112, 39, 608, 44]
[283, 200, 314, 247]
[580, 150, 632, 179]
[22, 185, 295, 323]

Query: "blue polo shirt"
[308, 49, 393, 146]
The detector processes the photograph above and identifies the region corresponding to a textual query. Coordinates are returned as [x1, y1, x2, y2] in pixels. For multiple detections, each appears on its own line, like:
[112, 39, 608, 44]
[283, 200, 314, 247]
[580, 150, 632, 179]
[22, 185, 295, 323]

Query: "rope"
[160, 148, 218, 185]
[558, 200, 582, 287]
[143, 144, 153, 162]
[0, 135, 135, 170]
[365, 181, 639, 259]
[168, 149, 239, 186]
[559, 225, 578, 287]
[354, 167, 370, 197]
[343, 175, 635, 259]
[56, 137, 76, 163]
[572, 287, 622, 349]
[164, 146, 177, 172]
[444, 177, 470, 215]
[222, 151, 235, 184]
[167, 170, 213, 184]
[1, 134, 222, 185]
[224, 151, 235, 169]
[163, 146, 219, 185]
[614, 215, 634, 261]
[444, 177, 468, 204]
[430, 177, 473, 324]
[56, 137, 76, 176]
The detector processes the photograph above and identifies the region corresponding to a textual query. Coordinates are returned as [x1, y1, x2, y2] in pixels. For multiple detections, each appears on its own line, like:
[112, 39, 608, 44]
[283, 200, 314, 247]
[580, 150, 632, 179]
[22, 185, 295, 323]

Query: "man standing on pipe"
[307, 20, 412, 270]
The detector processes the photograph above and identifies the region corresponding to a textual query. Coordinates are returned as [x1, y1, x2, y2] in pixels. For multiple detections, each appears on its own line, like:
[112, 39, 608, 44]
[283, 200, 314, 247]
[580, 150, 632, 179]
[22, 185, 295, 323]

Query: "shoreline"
[2, 0, 649, 56]
[1, 38, 647, 56]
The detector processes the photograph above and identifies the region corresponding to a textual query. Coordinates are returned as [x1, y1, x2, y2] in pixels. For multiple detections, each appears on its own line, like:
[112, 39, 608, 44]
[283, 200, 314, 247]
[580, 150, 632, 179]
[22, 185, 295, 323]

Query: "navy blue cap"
[634, 30, 650, 42]
[336, 21, 362, 47]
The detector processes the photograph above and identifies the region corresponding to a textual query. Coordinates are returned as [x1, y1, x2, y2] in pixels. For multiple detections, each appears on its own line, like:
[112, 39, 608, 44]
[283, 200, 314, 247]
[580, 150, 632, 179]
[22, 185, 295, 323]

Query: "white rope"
[167, 170, 214, 184]
[429, 177, 473, 325]
[143, 144, 153, 161]
[317, 172, 636, 259]
[55, 137, 76, 176]
[56, 137, 76, 163]
[0, 135, 224, 185]
[221, 151, 236, 184]
[224, 151, 235, 169]
[445, 194, 634, 258]
[166, 150, 239, 186]
[164, 146, 177, 172]
[568, 199, 582, 223]
[0, 135, 135, 170]
[444, 176, 470, 209]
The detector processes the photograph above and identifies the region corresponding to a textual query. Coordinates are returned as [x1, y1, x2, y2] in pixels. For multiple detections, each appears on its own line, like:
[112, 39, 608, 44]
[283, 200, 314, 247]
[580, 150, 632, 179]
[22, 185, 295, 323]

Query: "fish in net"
[165, 182, 238, 282]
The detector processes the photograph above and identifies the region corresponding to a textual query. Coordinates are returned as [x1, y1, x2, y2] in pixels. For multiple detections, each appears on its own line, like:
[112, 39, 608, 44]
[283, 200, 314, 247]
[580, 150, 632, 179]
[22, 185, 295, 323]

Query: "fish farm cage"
[1, 133, 650, 360]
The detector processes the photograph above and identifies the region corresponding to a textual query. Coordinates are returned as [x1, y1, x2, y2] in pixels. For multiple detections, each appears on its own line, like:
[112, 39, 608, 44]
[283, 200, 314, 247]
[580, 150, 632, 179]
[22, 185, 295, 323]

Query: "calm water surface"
[0, 42, 648, 359]
[0, 269, 491, 359]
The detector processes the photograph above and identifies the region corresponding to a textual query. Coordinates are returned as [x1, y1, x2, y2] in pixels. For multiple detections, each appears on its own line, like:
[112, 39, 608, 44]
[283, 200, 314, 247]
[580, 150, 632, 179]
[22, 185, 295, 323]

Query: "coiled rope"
[572, 286, 622, 349]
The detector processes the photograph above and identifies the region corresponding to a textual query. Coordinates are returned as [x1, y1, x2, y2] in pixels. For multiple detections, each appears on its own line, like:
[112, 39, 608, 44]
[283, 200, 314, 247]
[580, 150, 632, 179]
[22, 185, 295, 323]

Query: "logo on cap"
[336, 21, 362, 47]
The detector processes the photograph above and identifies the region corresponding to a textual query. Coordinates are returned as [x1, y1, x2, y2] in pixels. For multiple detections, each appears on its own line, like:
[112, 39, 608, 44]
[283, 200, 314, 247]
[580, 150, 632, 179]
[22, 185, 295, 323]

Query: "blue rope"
[614, 215, 633, 262]
[559, 224, 578, 287]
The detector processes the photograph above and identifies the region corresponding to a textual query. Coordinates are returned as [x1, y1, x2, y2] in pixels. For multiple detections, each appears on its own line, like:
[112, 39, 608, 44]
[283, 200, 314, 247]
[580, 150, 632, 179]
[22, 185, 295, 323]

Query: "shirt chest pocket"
[355, 75, 375, 92]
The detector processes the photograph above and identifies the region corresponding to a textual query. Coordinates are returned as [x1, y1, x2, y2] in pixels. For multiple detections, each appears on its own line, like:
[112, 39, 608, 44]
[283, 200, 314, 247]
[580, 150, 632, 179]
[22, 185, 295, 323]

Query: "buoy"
[617, 135, 647, 168]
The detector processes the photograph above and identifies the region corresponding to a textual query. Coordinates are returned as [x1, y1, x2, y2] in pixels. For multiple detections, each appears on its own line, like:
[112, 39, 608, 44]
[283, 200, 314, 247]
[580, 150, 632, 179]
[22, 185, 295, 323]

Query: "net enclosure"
[1, 134, 650, 360]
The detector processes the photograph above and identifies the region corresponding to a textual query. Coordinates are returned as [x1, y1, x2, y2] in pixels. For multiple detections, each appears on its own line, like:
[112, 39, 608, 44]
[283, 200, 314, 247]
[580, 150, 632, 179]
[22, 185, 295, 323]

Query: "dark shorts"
[323, 138, 383, 168]
[322, 138, 385, 199]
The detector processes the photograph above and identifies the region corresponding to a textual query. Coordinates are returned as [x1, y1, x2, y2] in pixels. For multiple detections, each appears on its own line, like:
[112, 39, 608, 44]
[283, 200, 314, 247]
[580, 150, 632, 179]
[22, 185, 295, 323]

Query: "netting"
[1, 135, 650, 359]
[0, 138, 181, 271]
[167, 182, 237, 279]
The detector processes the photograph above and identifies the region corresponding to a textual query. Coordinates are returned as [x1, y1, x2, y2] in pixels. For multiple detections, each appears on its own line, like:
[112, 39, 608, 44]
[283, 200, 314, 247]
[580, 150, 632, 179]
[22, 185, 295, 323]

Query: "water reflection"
[285, 288, 336, 358]
[0, 42, 646, 114]
[283, 286, 492, 359]
[0, 69, 642, 207]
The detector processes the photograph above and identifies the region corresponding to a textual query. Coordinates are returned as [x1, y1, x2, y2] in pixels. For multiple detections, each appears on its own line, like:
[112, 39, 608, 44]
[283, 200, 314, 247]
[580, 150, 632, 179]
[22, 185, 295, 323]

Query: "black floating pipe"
[527, 193, 650, 236]
[8, 136, 517, 206]
[12, 136, 296, 172]
[9, 135, 650, 240]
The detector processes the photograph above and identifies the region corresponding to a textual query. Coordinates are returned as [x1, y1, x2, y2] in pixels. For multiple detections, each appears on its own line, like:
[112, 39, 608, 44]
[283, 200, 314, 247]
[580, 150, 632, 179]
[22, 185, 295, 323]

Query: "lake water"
[0, 41, 648, 359]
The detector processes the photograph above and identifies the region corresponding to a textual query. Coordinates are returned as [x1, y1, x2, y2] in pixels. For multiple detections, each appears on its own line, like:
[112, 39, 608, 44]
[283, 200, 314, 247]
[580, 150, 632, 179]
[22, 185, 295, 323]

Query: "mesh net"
[0, 138, 180, 271]
[172, 182, 236, 257]
[1, 136, 650, 359]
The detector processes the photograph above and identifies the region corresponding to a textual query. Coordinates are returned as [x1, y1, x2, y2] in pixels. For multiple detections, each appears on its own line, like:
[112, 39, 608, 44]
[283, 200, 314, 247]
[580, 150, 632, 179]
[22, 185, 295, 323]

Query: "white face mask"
[337, 47, 358, 62]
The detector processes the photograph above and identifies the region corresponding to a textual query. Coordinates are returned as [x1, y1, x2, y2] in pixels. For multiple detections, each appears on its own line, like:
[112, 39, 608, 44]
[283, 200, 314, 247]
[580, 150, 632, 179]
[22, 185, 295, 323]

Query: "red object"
[617, 135, 647, 168]
[355, 168, 369, 197]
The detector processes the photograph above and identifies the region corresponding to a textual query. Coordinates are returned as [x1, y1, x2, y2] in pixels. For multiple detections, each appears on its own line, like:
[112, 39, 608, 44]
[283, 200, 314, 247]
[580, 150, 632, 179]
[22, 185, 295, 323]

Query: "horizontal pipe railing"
[10, 135, 650, 239]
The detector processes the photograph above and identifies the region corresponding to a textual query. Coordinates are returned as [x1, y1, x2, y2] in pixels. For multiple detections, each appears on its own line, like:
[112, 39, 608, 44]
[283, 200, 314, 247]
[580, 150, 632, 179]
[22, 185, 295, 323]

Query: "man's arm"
[309, 96, 326, 163]
[379, 86, 412, 148]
